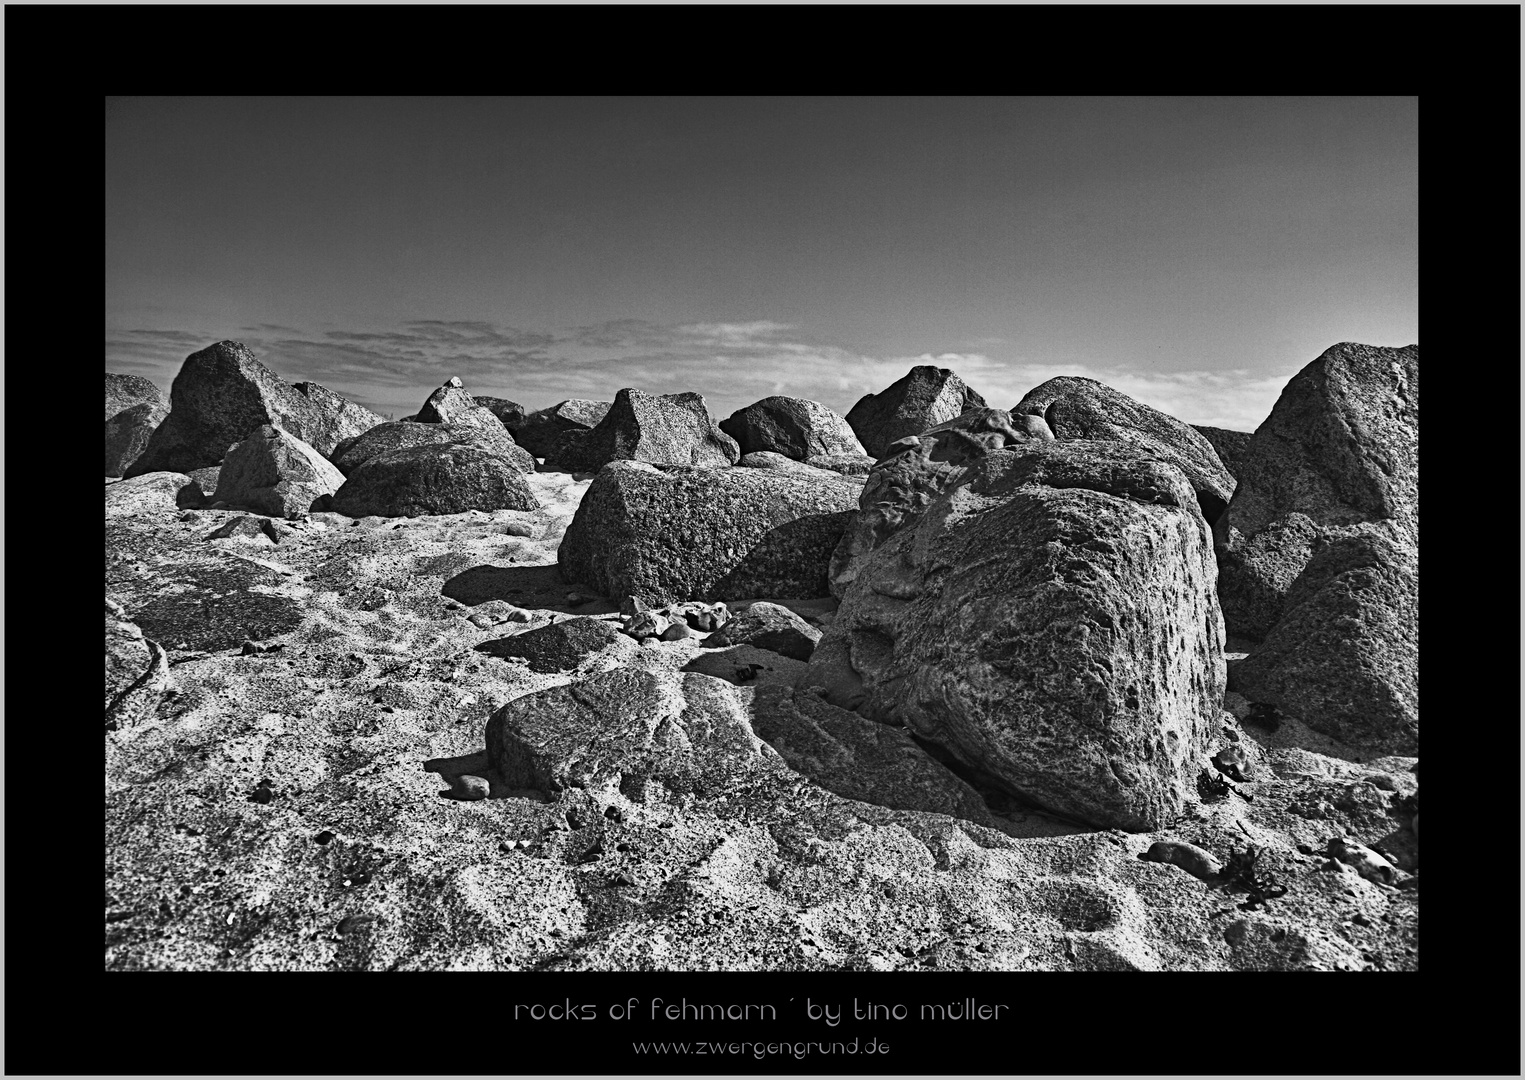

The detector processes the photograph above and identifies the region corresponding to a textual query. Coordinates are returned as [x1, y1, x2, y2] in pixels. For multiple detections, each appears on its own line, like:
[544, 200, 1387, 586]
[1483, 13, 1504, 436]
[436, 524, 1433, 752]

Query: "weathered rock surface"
[559, 461, 860, 605]
[514, 399, 612, 459]
[213, 425, 346, 519]
[487, 667, 778, 797]
[1231, 530, 1417, 755]
[702, 601, 822, 661]
[331, 443, 540, 518]
[719, 396, 866, 460]
[106, 471, 195, 518]
[1015, 376, 1237, 525]
[845, 365, 988, 459]
[736, 452, 851, 481]
[546, 388, 739, 472]
[1215, 343, 1418, 641]
[475, 616, 635, 673]
[803, 440, 1225, 831]
[105, 372, 165, 421]
[292, 382, 386, 450]
[124, 341, 383, 476]
[828, 408, 1053, 598]
[1193, 426, 1254, 482]
[473, 396, 527, 433]
[105, 599, 156, 711]
[330, 420, 535, 476]
[105, 401, 170, 476]
[805, 452, 877, 476]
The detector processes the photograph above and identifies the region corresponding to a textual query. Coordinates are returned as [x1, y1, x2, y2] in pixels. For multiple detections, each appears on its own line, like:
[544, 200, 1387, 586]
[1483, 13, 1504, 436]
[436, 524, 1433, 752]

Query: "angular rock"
[206, 516, 274, 543]
[475, 616, 634, 673]
[703, 601, 822, 661]
[800, 440, 1225, 831]
[106, 471, 194, 518]
[750, 684, 1009, 829]
[1231, 530, 1417, 755]
[1142, 840, 1222, 881]
[485, 667, 779, 796]
[329, 419, 534, 476]
[622, 611, 671, 640]
[558, 461, 861, 606]
[124, 341, 383, 476]
[105, 401, 169, 477]
[417, 381, 501, 434]
[1014, 376, 1237, 525]
[737, 452, 849, 481]
[828, 408, 1054, 598]
[844, 365, 988, 459]
[291, 382, 385, 450]
[663, 601, 730, 632]
[186, 466, 222, 498]
[1193, 426, 1254, 482]
[546, 388, 739, 472]
[213, 425, 346, 519]
[514, 399, 612, 459]
[105, 373, 165, 421]
[330, 443, 540, 518]
[719, 396, 866, 460]
[474, 396, 527, 433]
[1215, 343, 1418, 640]
[805, 452, 877, 477]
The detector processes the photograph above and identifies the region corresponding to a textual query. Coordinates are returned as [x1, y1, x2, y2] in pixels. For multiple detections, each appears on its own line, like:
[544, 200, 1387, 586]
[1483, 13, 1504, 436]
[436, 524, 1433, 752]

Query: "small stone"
[468, 614, 496, 628]
[659, 621, 692, 641]
[503, 522, 536, 538]
[566, 808, 586, 830]
[502, 606, 534, 623]
[314, 830, 335, 845]
[337, 914, 376, 935]
[1212, 746, 1249, 782]
[612, 871, 637, 887]
[1141, 840, 1222, 881]
[446, 376, 463, 388]
[603, 805, 624, 822]
[1326, 837, 1399, 885]
[453, 775, 490, 800]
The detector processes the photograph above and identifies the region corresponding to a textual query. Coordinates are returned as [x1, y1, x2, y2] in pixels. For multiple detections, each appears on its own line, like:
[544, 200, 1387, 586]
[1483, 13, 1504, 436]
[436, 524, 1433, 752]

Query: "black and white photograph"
[102, 92, 1429, 1068]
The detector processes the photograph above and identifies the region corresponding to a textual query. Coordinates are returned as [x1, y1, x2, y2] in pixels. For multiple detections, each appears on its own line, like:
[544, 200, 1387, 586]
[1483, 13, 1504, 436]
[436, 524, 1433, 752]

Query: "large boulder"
[330, 443, 540, 518]
[486, 667, 779, 797]
[514, 399, 612, 459]
[1193, 426, 1254, 482]
[1014, 376, 1237, 525]
[105, 401, 170, 476]
[719, 396, 866, 461]
[474, 396, 527, 433]
[828, 408, 1053, 598]
[105, 373, 164, 421]
[330, 419, 534, 476]
[213, 425, 347, 519]
[1214, 343, 1418, 641]
[123, 341, 383, 476]
[292, 382, 386, 449]
[1230, 529, 1417, 755]
[546, 388, 739, 472]
[844, 365, 988, 459]
[800, 440, 1225, 832]
[558, 461, 861, 606]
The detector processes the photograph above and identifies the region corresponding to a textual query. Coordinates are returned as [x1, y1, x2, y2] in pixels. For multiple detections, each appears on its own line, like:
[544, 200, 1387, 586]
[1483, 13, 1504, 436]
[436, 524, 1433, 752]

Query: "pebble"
[1212, 746, 1249, 782]
[623, 611, 668, 639]
[453, 775, 490, 800]
[1141, 840, 1222, 881]
[502, 607, 534, 623]
[467, 614, 496, 628]
[1326, 838, 1399, 885]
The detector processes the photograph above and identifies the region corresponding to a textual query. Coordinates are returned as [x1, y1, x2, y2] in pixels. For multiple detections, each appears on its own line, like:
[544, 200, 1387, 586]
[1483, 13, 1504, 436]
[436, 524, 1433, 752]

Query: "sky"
[106, 97, 1417, 432]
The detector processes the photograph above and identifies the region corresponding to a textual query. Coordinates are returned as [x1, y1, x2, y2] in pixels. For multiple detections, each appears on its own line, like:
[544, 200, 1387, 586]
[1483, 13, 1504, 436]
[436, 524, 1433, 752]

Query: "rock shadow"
[442, 563, 589, 613]
[710, 510, 854, 600]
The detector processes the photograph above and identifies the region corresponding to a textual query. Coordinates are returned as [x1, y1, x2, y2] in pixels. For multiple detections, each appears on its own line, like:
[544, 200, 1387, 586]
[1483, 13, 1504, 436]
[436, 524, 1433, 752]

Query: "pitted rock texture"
[1015, 376, 1236, 525]
[514, 399, 612, 459]
[486, 667, 780, 797]
[291, 382, 386, 451]
[106, 401, 170, 477]
[806, 452, 877, 477]
[719, 396, 866, 461]
[558, 461, 861, 606]
[105, 372, 165, 421]
[213, 425, 347, 519]
[702, 601, 822, 661]
[475, 616, 635, 673]
[802, 441, 1225, 831]
[1193, 426, 1254, 482]
[546, 387, 739, 473]
[737, 452, 851, 481]
[844, 365, 988, 459]
[1215, 343, 1418, 641]
[1231, 530, 1417, 755]
[474, 396, 527, 433]
[124, 341, 383, 476]
[829, 408, 1053, 598]
[330, 419, 534, 476]
[331, 443, 540, 518]
[106, 600, 156, 711]
[106, 472, 195, 518]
